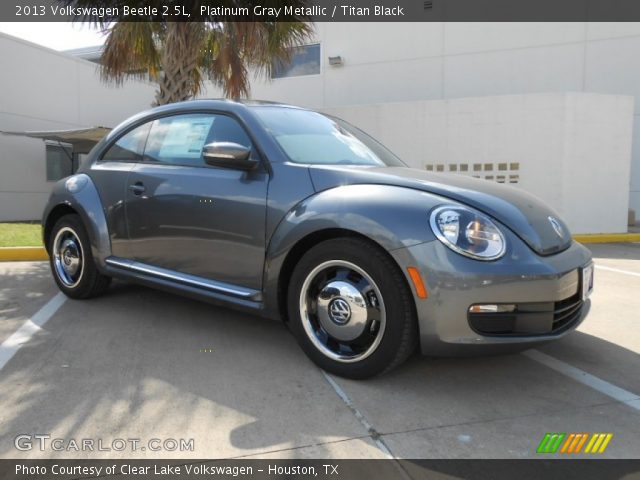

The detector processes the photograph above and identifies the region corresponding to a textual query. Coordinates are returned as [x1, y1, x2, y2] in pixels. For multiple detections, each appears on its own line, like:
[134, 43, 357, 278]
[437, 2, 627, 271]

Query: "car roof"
[121, 99, 309, 125]
[113, 98, 300, 127]
[158, 98, 307, 110]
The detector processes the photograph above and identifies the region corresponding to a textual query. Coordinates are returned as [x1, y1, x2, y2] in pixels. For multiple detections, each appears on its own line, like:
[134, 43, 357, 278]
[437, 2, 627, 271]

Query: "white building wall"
[0, 33, 156, 221]
[3, 23, 639, 229]
[322, 93, 633, 234]
[223, 22, 640, 224]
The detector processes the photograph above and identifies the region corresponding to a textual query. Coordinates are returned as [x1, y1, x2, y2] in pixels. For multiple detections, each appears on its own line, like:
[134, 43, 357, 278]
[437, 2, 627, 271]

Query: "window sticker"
[158, 117, 215, 159]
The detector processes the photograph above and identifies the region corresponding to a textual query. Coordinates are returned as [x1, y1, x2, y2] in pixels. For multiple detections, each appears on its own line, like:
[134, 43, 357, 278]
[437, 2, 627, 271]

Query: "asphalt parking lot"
[0, 243, 638, 460]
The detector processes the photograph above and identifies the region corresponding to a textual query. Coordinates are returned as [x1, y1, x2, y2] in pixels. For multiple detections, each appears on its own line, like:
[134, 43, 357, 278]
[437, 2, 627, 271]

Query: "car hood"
[308, 165, 572, 256]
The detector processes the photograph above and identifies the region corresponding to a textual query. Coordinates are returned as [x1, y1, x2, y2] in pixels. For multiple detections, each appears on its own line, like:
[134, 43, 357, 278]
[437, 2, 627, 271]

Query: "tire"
[48, 214, 111, 299]
[287, 237, 417, 379]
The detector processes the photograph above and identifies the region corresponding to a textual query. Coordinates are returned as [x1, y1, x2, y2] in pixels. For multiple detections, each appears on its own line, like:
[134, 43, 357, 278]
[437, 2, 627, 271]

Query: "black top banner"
[6, 0, 640, 22]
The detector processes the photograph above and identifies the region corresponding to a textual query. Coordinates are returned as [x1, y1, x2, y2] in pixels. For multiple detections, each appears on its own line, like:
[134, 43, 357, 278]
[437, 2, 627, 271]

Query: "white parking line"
[523, 350, 640, 411]
[595, 264, 640, 278]
[0, 292, 67, 372]
[320, 370, 395, 458]
[320, 371, 414, 479]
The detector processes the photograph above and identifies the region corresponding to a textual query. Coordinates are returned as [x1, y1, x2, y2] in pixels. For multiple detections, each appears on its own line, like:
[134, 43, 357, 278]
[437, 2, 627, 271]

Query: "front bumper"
[390, 233, 592, 356]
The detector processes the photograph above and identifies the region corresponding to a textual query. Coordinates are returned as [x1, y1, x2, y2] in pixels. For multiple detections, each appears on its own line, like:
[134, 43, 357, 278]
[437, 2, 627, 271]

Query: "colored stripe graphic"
[573, 434, 589, 453]
[560, 434, 575, 453]
[539, 433, 614, 454]
[537, 433, 566, 453]
[560, 433, 589, 454]
[585, 433, 613, 454]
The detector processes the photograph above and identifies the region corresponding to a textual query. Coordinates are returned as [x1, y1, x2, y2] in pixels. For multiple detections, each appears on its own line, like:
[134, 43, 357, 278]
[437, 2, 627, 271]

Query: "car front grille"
[552, 293, 584, 332]
[468, 293, 584, 337]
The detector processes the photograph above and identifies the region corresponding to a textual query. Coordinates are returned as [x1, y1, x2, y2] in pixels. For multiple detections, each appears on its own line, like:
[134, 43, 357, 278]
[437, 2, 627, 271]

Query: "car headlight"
[429, 205, 506, 260]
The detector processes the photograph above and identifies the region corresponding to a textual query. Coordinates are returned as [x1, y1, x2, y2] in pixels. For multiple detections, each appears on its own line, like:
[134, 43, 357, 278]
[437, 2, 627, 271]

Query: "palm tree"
[59, 1, 314, 105]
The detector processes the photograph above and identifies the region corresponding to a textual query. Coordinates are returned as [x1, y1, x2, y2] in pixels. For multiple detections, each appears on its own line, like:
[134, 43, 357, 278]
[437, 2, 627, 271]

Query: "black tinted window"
[46, 144, 73, 181]
[102, 123, 151, 162]
[144, 114, 251, 167]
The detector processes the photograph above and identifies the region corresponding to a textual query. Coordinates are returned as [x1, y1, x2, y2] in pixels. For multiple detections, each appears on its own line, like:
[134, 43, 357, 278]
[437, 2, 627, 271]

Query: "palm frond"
[56, 0, 167, 27]
[201, 21, 314, 98]
[100, 22, 161, 84]
[55, 0, 316, 103]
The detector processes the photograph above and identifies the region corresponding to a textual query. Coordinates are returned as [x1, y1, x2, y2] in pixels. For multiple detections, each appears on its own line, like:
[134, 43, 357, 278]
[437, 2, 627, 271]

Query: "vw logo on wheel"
[328, 298, 352, 325]
[548, 216, 564, 238]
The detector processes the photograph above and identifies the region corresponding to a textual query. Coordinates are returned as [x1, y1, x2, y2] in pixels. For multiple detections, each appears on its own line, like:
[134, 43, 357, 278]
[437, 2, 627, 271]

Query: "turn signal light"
[407, 267, 428, 299]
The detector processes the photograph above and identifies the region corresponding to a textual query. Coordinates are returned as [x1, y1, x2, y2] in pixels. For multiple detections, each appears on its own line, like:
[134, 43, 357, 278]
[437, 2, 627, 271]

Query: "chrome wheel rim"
[299, 260, 386, 363]
[52, 227, 84, 288]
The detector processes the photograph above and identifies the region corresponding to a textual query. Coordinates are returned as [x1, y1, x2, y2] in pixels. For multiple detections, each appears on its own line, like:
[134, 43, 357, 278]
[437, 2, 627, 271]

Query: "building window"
[271, 43, 321, 79]
[46, 144, 73, 182]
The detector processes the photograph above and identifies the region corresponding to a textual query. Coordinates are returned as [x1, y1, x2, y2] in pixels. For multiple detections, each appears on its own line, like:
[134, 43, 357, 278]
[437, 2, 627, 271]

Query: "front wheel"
[287, 238, 418, 379]
[49, 214, 111, 299]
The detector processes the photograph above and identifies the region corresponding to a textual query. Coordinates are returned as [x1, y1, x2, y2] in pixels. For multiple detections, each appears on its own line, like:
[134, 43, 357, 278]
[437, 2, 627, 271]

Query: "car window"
[251, 107, 405, 167]
[144, 113, 252, 167]
[101, 123, 151, 162]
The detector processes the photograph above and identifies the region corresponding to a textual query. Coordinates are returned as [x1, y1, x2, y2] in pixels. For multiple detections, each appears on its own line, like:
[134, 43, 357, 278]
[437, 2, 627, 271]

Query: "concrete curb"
[573, 233, 640, 244]
[0, 247, 48, 262]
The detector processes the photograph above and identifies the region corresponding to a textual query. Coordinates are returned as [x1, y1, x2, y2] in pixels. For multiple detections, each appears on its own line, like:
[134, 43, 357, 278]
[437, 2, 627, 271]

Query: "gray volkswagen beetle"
[43, 100, 594, 379]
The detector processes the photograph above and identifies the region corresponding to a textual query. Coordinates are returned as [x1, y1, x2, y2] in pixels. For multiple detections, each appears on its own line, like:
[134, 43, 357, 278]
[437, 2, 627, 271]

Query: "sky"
[0, 22, 106, 50]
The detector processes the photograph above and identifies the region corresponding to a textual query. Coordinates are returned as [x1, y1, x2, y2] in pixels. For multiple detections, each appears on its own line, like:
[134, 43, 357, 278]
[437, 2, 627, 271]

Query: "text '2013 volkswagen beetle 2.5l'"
[43, 100, 594, 379]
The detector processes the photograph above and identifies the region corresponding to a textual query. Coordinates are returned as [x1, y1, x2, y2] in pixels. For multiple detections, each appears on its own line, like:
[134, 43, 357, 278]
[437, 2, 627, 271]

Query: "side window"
[144, 113, 252, 167]
[101, 123, 151, 162]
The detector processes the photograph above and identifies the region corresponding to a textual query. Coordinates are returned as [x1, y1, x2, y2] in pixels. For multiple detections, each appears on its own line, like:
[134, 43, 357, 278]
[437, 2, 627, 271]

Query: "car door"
[89, 122, 151, 258]
[124, 112, 269, 291]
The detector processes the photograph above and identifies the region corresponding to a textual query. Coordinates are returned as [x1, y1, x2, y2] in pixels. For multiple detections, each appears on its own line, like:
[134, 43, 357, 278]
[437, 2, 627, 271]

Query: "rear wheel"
[49, 214, 111, 299]
[287, 238, 417, 379]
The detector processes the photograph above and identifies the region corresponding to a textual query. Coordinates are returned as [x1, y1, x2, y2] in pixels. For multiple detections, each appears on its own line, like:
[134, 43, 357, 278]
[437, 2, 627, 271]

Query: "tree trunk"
[153, 22, 201, 106]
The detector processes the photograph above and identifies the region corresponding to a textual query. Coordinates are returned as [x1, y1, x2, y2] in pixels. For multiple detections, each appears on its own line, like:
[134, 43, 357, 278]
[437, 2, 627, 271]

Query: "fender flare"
[42, 174, 111, 269]
[262, 184, 446, 316]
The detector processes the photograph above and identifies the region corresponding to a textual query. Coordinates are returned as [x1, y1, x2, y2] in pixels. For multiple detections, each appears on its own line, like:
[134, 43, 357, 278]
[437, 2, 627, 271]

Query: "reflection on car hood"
[308, 165, 572, 256]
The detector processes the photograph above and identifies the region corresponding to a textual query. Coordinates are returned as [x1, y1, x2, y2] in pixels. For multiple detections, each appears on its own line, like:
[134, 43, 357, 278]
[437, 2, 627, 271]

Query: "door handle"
[128, 182, 146, 195]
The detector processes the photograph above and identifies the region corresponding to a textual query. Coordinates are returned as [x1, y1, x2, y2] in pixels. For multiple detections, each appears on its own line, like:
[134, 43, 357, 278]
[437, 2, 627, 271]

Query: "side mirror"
[202, 142, 258, 170]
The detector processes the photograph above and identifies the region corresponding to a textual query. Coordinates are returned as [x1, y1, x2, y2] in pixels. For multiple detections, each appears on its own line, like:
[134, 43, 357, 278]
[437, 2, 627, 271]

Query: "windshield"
[251, 106, 405, 167]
